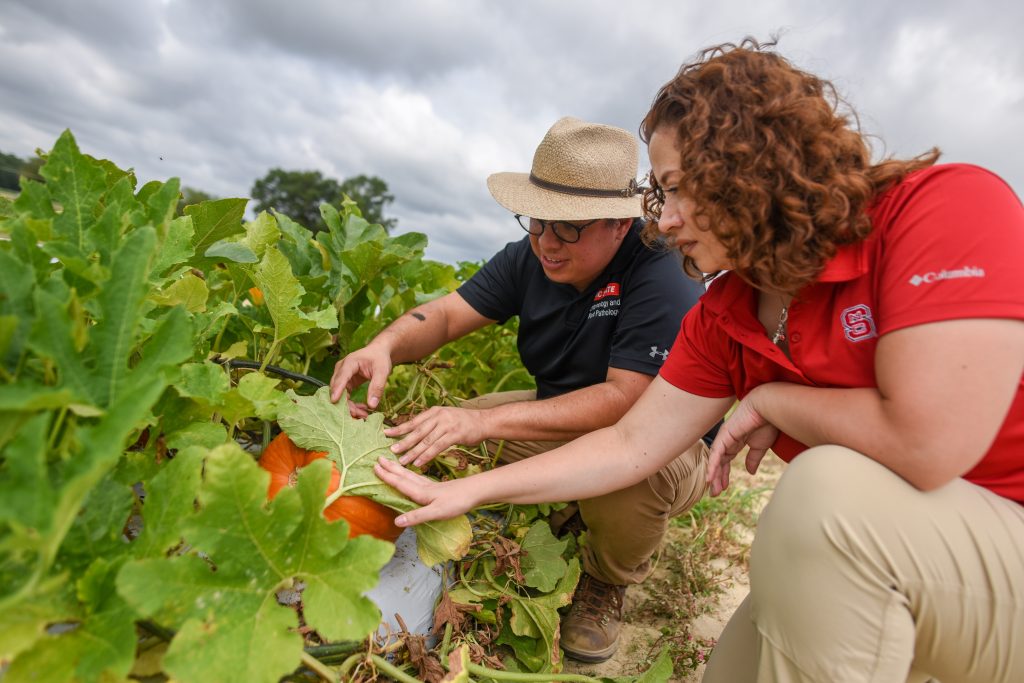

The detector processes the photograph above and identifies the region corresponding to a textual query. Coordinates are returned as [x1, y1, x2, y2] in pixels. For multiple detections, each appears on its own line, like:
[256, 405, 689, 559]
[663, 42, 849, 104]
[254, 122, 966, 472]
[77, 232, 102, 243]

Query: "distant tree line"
[250, 169, 396, 233]
[0, 148, 396, 234]
[0, 151, 43, 190]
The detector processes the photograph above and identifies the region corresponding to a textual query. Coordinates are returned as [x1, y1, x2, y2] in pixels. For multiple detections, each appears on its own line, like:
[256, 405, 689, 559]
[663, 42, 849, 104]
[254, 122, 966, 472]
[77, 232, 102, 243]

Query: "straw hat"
[487, 116, 642, 221]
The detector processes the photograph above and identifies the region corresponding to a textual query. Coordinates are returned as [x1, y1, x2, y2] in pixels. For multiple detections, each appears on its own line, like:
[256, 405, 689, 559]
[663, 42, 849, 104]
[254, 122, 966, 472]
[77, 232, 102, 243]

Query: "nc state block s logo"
[840, 304, 877, 342]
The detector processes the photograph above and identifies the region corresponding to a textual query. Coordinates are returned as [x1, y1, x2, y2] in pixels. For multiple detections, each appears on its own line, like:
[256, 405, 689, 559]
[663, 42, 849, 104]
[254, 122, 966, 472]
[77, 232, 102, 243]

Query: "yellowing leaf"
[150, 272, 210, 313]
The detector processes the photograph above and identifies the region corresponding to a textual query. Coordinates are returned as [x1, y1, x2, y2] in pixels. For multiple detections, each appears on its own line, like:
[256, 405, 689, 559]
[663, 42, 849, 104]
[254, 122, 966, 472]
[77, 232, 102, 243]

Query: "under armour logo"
[649, 346, 669, 360]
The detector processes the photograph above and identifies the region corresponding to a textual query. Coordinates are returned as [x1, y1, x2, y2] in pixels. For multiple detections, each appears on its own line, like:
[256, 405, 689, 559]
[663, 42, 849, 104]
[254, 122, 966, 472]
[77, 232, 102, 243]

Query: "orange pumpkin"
[248, 287, 265, 305]
[258, 432, 403, 542]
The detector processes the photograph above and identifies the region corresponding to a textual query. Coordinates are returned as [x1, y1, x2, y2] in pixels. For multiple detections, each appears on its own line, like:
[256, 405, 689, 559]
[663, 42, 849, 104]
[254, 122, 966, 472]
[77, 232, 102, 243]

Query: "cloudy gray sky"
[2, 0, 1022, 264]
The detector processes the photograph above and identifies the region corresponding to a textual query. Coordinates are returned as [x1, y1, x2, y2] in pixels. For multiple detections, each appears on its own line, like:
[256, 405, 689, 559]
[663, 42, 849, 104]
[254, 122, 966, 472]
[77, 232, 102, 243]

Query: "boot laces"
[569, 574, 625, 626]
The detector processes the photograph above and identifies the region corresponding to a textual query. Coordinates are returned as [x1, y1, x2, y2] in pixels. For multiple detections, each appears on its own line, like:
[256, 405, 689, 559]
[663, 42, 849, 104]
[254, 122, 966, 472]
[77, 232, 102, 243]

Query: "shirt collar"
[816, 239, 870, 283]
[704, 237, 872, 316]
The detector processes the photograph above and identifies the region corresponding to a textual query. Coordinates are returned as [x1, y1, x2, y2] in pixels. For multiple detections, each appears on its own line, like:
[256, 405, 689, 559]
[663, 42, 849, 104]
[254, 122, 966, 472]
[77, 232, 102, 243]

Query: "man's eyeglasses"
[515, 214, 601, 244]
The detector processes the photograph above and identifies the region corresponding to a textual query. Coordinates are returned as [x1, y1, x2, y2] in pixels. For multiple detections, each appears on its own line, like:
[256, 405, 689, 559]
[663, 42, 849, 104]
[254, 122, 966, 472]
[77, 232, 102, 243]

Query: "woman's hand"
[384, 406, 486, 467]
[707, 390, 779, 496]
[374, 457, 479, 526]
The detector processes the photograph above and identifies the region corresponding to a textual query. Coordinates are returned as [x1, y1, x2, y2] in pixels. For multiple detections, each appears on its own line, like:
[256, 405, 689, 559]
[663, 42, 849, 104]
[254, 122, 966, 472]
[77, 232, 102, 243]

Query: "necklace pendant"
[771, 303, 789, 346]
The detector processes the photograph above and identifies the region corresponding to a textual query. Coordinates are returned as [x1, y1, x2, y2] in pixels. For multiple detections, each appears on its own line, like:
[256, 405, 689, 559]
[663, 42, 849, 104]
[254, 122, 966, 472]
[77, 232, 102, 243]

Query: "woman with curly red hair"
[376, 39, 1024, 682]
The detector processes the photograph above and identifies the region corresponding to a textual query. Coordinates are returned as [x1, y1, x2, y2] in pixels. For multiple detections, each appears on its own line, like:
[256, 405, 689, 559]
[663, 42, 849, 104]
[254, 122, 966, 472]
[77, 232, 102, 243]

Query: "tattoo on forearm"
[410, 312, 426, 321]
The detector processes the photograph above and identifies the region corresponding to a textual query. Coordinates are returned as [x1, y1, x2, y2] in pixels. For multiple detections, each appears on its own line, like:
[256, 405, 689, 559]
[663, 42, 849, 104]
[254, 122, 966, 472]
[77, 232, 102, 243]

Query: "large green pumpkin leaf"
[90, 227, 159, 406]
[506, 558, 580, 673]
[150, 271, 209, 312]
[130, 447, 205, 559]
[0, 575, 70, 664]
[520, 521, 569, 592]
[57, 473, 134, 574]
[185, 197, 248, 256]
[4, 558, 138, 683]
[118, 444, 392, 683]
[0, 412, 146, 681]
[176, 361, 230, 403]
[0, 413, 55, 548]
[151, 215, 196, 278]
[41, 130, 107, 253]
[251, 247, 337, 348]
[204, 240, 258, 263]
[277, 387, 472, 565]
[274, 210, 321, 279]
[241, 211, 282, 259]
[135, 177, 181, 238]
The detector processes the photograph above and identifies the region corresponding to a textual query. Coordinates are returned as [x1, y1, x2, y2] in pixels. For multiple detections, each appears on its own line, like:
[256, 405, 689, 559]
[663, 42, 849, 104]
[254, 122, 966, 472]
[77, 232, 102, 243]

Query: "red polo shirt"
[660, 164, 1024, 502]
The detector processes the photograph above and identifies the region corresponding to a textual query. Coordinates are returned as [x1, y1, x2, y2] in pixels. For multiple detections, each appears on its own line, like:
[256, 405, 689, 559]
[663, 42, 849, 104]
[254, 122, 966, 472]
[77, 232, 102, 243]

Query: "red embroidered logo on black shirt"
[594, 283, 620, 301]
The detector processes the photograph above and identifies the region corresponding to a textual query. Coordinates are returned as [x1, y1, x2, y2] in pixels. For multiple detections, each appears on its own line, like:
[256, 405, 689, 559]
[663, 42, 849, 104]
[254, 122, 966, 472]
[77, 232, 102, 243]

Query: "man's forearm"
[371, 301, 456, 365]
[478, 378, 646, 442]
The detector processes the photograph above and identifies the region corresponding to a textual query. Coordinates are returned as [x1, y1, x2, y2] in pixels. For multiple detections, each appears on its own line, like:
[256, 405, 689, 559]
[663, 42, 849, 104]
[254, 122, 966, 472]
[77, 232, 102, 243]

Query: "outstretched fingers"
[374, 457, 435, 504]
[373, 457, 473, 526]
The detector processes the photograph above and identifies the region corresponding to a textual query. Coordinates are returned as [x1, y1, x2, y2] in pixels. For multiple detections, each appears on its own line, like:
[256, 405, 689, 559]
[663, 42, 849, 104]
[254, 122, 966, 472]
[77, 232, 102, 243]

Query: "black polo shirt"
[457, 221, 704, 399]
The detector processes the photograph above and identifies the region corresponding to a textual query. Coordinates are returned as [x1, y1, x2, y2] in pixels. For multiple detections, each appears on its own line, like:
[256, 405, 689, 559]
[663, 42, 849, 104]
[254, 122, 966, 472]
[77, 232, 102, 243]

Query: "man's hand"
[707, 391, 778, 497]
[374, 457, 479, 526]
[330, 345, 393, 412]
[384, 406, 487, 467]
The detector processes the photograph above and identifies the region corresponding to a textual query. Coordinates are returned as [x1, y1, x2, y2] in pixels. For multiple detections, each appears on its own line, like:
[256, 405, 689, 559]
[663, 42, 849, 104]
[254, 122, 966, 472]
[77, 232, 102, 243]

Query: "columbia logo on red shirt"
[908, 266, 986, 287]
[594, 283, 621, 301]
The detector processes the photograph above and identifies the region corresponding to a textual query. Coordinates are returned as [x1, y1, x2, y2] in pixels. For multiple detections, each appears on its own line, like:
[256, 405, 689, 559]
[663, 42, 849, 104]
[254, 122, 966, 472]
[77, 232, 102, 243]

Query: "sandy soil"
[564, 455, 785, 682]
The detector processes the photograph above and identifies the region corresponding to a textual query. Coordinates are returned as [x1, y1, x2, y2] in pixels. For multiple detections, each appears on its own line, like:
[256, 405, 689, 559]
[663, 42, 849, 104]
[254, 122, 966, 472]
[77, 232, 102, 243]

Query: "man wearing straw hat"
[330, 116, 708, 662]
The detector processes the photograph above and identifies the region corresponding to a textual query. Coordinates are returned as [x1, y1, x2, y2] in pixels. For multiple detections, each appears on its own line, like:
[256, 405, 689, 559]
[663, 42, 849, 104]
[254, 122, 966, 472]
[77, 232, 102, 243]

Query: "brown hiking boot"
[560, 572, 627, 663]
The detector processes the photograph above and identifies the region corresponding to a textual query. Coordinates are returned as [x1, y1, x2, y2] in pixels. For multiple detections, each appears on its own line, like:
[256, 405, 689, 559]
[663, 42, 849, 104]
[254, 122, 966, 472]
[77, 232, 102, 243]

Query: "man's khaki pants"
[703, 445, 1024, 683]
[461, 390, 708, 586]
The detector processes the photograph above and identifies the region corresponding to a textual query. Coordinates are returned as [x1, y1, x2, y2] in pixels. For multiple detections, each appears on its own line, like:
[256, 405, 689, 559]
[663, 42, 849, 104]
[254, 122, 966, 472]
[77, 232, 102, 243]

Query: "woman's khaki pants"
[461, 390, 709, 586]
[703, 445, 1024, 683]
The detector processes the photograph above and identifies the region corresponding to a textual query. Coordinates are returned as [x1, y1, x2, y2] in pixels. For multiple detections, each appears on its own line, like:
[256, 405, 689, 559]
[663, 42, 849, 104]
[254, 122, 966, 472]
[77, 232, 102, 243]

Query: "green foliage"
[0, 131, 499, 683]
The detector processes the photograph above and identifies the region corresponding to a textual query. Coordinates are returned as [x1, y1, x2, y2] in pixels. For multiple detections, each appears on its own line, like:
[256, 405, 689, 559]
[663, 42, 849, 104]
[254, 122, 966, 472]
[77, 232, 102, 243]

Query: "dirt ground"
[564, 454, 786, 682]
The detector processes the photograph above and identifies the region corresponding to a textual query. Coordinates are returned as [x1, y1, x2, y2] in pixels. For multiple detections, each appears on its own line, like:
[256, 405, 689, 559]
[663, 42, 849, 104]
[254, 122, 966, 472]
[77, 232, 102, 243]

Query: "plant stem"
[365, 655, 420, 683]
[301, 651, 338, 683]
[458, 562, 492, 599]
[440, 622, 453, 661]
[211, 312, 231, 354]
[465, 663, 601, 682]
[304, 642, 364, 659]
[262, 420, 272, 453]
[389, 371, 422, 416]
[491, 368, 528, 394]
[337, 654, 364, 679]
[46, 405, 69, 452]
[260, 338, 283, 374]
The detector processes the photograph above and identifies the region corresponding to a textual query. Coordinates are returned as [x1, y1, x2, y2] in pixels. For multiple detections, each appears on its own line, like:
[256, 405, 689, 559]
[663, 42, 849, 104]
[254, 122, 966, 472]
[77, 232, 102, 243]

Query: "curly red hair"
[641, 38, 940, 292]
